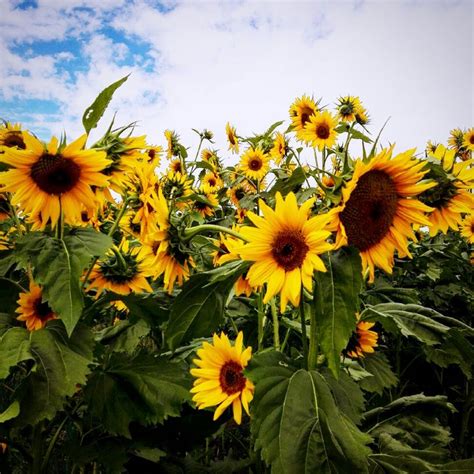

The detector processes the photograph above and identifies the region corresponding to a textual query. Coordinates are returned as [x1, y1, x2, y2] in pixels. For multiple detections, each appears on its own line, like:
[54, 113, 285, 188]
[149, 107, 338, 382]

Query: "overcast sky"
[0, 0, 472, 160]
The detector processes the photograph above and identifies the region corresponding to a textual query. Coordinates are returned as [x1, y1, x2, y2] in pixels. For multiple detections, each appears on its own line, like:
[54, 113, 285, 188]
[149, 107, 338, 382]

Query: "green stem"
[280, 327, 291, 353]
[56, 199, 64, 240]
[292, 151, 311, 189]
[30, 422, 43, 474]
[182, 224, 249, 242]
[270, 298, 280, 350]
[7, 197, 24, 235]
[257, 293, 265, 351]
[299, 291, 308, 369]
[41, 416, 68, 472]
[308, 303, 318, 370]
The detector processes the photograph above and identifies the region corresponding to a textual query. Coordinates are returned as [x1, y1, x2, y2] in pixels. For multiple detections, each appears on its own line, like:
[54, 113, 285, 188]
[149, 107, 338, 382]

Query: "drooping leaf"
[313, 247, 363, 377]
[0, 401, 20, 423]
[82, 74, 129, 134]
[359, 352, 398, 395]
[84, 352, 191, 438]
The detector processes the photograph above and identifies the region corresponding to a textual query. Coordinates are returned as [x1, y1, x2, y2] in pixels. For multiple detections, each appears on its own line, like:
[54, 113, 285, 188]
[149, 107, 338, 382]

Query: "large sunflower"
[329, 147, 434, 281]
[16, 282, 57, 331]
[0, 132, 110, 229]
[190, 332, 254, 425]
[289, 95, 319, 134]
[239, 192, 333, 311]
[422, 145, 474, 236]
[344, 319, 378, 359]
[302, 110, 339, 151]
[239, 148, 270, 182]
[226, 123, 239, 154]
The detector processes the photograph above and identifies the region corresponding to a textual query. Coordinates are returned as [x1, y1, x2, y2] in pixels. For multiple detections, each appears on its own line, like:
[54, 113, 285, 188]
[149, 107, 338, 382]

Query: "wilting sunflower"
[200, 172, 223, 193]
[87, 240, 153, 296]
[448, 128, 465, 152]
[422, 144, 474, 236]
[270, 132, 287, 165]
[192, 193, 219, 218]
[239, 148, 270, 182]
[16, 282, 57, 331]
[336, 95, 363, 123]
[329, 147, 434, 281]
[303, 111, 338, 151]
[463, 128, 474, 152]
[0, 122, 25, 151]
[190, 332, 254, 425]
[344, 319, 378, 359]
[239, 192, 333, 311]
[461, 214, 474, 244]
[226, 123, 239, 154]
[289, 95, 319, 136]
[0, 132, 110, 229]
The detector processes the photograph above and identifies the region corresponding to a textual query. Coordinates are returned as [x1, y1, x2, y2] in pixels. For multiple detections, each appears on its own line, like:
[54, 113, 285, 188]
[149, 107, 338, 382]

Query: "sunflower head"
[461, 214, 474, 244]
[239, 148, 270, 182]
[0, 122, 25, 151]
[16, 282, 57, 331]
[226, 122, 239, 154]
[192, 192, 219, 218]
[463, 128, 474, 152]
[289, 95, 319, 133]
[302, 111, 339, 151]
[228, 181, 256, 208]
[164, 129, 181, 158]
[190, 332, 254, 425]
[344, 319, 378, 359]
[270, 132, 287, 165]
[448, 128, 465, 151]
[200, 172, 223, 193]
[161, 172, 193, 207]
[336, 95, 363, 123]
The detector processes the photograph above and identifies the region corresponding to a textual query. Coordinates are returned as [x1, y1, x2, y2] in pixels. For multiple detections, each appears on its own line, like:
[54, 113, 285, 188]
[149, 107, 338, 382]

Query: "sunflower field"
[0, 76, 473, 474]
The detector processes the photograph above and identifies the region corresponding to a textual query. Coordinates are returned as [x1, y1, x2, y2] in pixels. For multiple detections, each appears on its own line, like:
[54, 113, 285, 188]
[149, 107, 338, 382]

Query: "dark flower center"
[316, 123, 330, 140]
[148, 149, 156, 160]
[272, 229, 309, 271]
[249, 158, 262, 171]
[300, 106, 314, 126]
[470, 135, 474, 145]
[235, 188, 245, 201]
[343, 330, 360, 357]
[3, 132, 25, 149]
[219, 360, 246, 395]
[30, 154, 81, 195]
[340, 170, 398, 252]
[208, 178, 216, 186]
[34, 298, 54, 321]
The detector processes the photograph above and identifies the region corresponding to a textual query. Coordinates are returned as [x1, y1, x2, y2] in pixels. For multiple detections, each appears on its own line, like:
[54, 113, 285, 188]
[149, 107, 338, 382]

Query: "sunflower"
[87, 240, 153, 297]
[239, 148, 270, 182]
[120, 209, 143, 238]
[303, 111, 338, 151]
[190, 332, 254, 425]
[426, 140, 440, 156]
[228, 181, 256, 208]
[143, 145, 162, 167]
[210, 229, 242, 266]
[461, 214, 474, 244]
[0, 122, 25, 151]
[226, 123, 239, 154]
[0, 132, 110, 229]
[448, 128, 465, 152]
[234, 273, 256, 297]
[165, 129, 180, 158]
[463, 128, 474, 152]
[270, 132, 287, 165]
[289, 95, 319, 136]
[200, 172, 223, 194]
[329, 147, 434, 282]
[344, 320, 378, 359]
[201, 148, 220, 169]
[16, 282, 57, 331]
[336, 95, 363, 123]
[161, 172, 193, 208]
[0, 231, 10, 251]
[238, 192, 333, 311]
[192, 193, 219, 218]
[235, 207, 248, 223]
[422, 145, 474, 236]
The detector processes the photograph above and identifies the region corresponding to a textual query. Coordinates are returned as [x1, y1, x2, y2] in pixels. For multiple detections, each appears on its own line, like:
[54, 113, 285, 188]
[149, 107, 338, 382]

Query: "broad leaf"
[359, 352, 398, 395]
[0, 327, 33, 379]
[314, 247, 363, 377]
[0, 401, 20, 423]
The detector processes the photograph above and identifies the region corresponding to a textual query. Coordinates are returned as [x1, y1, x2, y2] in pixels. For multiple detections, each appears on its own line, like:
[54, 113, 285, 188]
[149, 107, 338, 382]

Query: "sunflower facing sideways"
[343, 317, 378, 359]
[0, 132, 110, 229]
[190, 332, 254, 425]
[239, 192, 333, 311]
[239, 148, 270, 182]
[16, 282, 58, 331]
[329, 146, 435, 282]
[461, 214, 474, 244]
[226, 122, 239, 154]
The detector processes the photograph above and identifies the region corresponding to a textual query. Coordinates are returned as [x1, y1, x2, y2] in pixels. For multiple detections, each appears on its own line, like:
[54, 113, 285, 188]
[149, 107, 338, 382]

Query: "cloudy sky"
[0, 0, 472, 157]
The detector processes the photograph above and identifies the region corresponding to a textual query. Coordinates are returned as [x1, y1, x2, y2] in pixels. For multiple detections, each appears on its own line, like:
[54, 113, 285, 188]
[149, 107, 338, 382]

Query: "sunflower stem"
[308, 302, 318, 371]
[30, 421, 43, 474]
[257, 293, 265, 351]
[280, 326, 291, 353]
[270, 298, 280, 350]
[299, 291, 309, 369]
[41, 415, 68, 472]
[7, 195, 24, 235]
[56, 199, 64, 240]
[182, 224, 249, 242]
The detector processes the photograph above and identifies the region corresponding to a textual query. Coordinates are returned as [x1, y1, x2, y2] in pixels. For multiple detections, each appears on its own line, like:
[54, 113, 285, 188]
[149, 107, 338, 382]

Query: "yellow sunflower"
[463, 128, 474, 152]
[270, 132, 287, 165]
[239, 148, 270, 182]
[239, 192, 333, 311]
[0, 132, 110, 229]
[234, 273, 257, 297]
[87, 240, 153, 297]
[344, 320, 378, 359]
[210, 229, 242, 266]
[425, 140, 440, 156]
[226, 122, 239, 154]
[329, 147, 434, 282]
[422, 145, 474, 236]
[303, 110, 339, 151]
[16, 282, 58, 331]
[120, 209, 143, 238]
[201, 148, 220, 169]
[461, 214, 474, 244]
[336, 95, 363, 123]
[165, 129, 180, 158]
[448, 128, 465, 151]
[0, 231, 10, 251]
[0, 122, 25, 151]
[289, 95, 319, 134]
[192, 193, 219, 218]
[228, 181, 256, 208]
[161, 171, 193, 208]
[235, 207, 248, 223]
[190, 332, 254, 425]
[200, 172, 223, 194]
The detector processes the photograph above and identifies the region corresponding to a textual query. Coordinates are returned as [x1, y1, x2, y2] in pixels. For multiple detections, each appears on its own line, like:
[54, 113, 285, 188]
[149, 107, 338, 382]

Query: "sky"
[0, 0, 472, 159]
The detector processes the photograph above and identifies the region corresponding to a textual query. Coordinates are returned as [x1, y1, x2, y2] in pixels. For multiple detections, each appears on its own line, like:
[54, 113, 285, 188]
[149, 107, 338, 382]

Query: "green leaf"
[82, 74, 129, 134]
[0, 278, 22, 316]
[84, 352, 191, 438]
[359, 352, 398, 395]
[0, 327, 33, 379]
[314, 247, 363, 377]
[269, 167, 307, 196]
[165, 265, 243, 350]
[247, 351, 372, 474]
[96, 319, 150, 353]
[0, 401, 20, 423]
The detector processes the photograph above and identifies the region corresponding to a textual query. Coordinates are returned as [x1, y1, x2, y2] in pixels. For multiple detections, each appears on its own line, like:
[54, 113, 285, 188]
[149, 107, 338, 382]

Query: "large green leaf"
[313, 247, 363, 377]
[0, 327, 33, 379]
[84, 352, 191, 438]
[165, 264, 244, 350]
[82, 74, 129, 134]
[246, 351, 372, 474]
[359, 352, 398, 395]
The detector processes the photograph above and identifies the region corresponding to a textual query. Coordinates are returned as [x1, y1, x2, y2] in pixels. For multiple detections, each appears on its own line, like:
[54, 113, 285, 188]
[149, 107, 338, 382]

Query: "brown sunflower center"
[235, 188, 245, 201]
[3, 132, 25, 149]
[30, 154, 81, 195]
[228, 133, 236, 145]
[340, 170, 398, 252]
[208, 178, 216, 186]
[316, 123, 330, 139]
[300, 106, 314, 126]
[219, 360, 246, 395]
[249, 158, 263, 171]
[272, 229, 309, 271]
[470, 135, 474, 145]
[34, 298, 54, 321]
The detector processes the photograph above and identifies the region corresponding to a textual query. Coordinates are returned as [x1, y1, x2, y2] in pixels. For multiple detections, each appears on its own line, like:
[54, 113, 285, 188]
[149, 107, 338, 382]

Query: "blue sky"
[0, 0, 472, 155]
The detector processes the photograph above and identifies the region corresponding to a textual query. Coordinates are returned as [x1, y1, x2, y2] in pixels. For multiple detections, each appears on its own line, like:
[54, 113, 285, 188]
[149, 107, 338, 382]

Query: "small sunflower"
[200, 172, 223, 193]
[190, 332, 254, 425]
[0, 132, 110, 229]
[210, 230, 242, 266]
[235, 207, 248, 223]
[234, 273, 256, 297]
[120, 209, 143, 238]
[448, 128, 465, 152]
[165, 129, 181, 158]
[226, 123, 239, 154]
[336, 95, 363, 123]
[289, 95, 319, 134]
[192, 193, 219, 218]
[168, 158, 184, 176]
[461, 214, 474, 244]
[329, 147, 435, 281]
[422, 145, 474, 236]
[344, 320, 378, 359]
[201, 148, 220, 169]
[228, 181, 256, 208]
[161, 172, 193, 208]
[463, 128, 474, 152]
[239, 148, 270, 182]
[270, 132, 287, 165]
[425, 140, 440, 156]
[303, 111, 338, 151]
[16, 282, 57, 331]
[0, 122, 25, 151]
[143, 145, 162, 167]
[239, 192, 333, 311]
